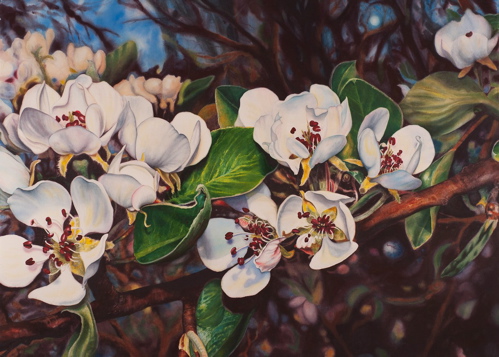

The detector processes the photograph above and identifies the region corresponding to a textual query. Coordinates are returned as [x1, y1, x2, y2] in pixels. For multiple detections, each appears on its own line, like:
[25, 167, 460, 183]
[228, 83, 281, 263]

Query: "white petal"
[19, 108, 61, 154]
[277, 195, 307, 236]
[358, 107, 389, 142]
[3, 113, 31, 152]
[196, 218, 249, 272]
[0, 148, 30, 194]
[84, 103, 105, 137]
[246, 185, 278, 228]
[358, 128, 381, 177]
[254, 238, 285, 272]
[20, 82, 60, 114]
[71, 177, 113, 235]
[117, 102, 138, 157]
[28, 267, 86, 306]
[253, 113, 276, 152]
[237, 88, 280, 127]
[309, 135, 347, 169]
[8, 181, 70, 232]
[108, 146, 126, 174]
[0, 235, 48, 287]
[135, 118, 191, 173]
[131, 185, 157, 210]
[390, 125, 435, 174]
[371, 170, 422, 191]
[310, 238, 358, 270]
[309, 84, 341, 108]
[81, 234, 108, 284]
[221, 258, 271, 298]
[99, 173, 139, 210]
[171, 112, 212, 167]
[48, 126, 101, 155]
[286, 137, 310, 159]
[85, 79, 125, 133]
[124, 96, 153, 126]
[119, 161, 158, 189]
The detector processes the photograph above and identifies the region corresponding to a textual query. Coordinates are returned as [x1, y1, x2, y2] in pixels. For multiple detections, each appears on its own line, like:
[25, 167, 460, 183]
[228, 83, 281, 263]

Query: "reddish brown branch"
[357, 158, 499, 237]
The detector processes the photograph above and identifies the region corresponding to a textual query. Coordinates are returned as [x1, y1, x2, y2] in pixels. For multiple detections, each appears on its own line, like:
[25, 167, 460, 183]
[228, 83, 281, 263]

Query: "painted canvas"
[0, 1, 498, 356]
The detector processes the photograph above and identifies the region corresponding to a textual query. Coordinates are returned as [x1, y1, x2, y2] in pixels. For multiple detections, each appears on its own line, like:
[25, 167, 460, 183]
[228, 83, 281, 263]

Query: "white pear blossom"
[278, 190, 357, 270]
[3, 74, 152, 156]
[99, 146, 160, 211]
[247, 85, 352, 185]
[118, 111, 211, 175]
[357, 108, 435, 191]
[435, 9, 499, 74]
[197, 184, 283, 298]
[0, 177, 113, 306]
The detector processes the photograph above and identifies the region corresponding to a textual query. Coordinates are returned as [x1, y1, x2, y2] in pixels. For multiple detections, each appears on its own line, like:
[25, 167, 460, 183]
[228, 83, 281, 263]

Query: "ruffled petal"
[358, 128, 381, 177]
[8, 181, 71, 233]
[196, 218, 249, 272]
[28, 267, 86, 306]
[309, 135, 347, 169]
[309, 238, 358, 270]
[358, 107, 389, 142]
[135, 117, 191, 173]
[48, 126, 101, 155]
[372, 170, 422, 191]
[71, 176, 113, 235]
[0, 147, 30, 194]
[254, 237, 285, 272]
[221, 258, 271, 298]
[0, 235, 49, 287]
[277, 195, 307, 236]
[237, 88, 280, 127]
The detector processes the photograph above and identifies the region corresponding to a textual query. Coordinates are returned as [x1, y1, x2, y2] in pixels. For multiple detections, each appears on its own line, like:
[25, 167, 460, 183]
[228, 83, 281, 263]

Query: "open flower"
[250, 85, 351, 185]
[118, 111, 211, 178]
[197, 184, 285, 298]
[357, 108, 435, 191]
[278, 190, 357, 270]
[4, 74, 152, 159]
[435, 9, 499, 77]
[0, 176, 113, 306]
[99, 146, 160, 212]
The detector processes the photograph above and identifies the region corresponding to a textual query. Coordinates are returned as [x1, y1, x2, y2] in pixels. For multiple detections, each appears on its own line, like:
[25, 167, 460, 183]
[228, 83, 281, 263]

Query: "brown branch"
[357, 158, 499, 237]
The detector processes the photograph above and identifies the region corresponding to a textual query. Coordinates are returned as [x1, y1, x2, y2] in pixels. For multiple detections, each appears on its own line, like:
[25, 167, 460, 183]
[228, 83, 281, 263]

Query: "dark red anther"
[302, 212, 310, 218]
[231, 247, 237, 255]
[49, 253, 55, 259]
[297, 212, 302, 218]
[290, 127, 296, 134]
[242, 207, 250, 213]
[237, 257, 245, 265]
[23, 241, 32, 249]
[30, 219, 35, 225]
[47, 233, 54, 238]
[25, 258, 35, 266]
[42, 246, 50, 253]
[235, 218, 239, 224]
[55, 259, 63, 267]
[310, 120, 318, 126]
[64, 253, 72, 262]
[61, 209, 67, 217]
[225, 232, 234, 240]
[45, 217, 52, 225]
[55, 117, 61, 122]
[304, 237, 309, 242]
[76, 235, 83, 241]
[42, 268, 50, 275]
[466, 31, 473, 37]
[292, 228, 300, 234]
[62, 114, 68, 121]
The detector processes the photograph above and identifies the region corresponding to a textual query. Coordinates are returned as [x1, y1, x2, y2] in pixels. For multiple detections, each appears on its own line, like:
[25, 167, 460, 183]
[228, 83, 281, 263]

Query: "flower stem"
[349, 187, 384, 215]
[353, 192, 388, 222]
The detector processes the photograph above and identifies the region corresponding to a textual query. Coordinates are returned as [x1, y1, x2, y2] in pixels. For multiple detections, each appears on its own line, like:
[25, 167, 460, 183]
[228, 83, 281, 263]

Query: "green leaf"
[101, 41, 138, 85]
[400, 72, 497, 137]
[492, 140, 499, 161]
[133, 185, 211, 264]
[329, 60, 358, 95]
[196, 280, 253, 357]
[62, 301, 98, 357]
[485, 14, 499, 31]
[446, 9, 461, 22]
[441, 219, 498, 278]
[173, 127, 277, 203]
[405, 151, 455, 249]
[215, 85, 248, 128]
[433, 243, 452, 277]
[337, 78, 403, 159]
[177, 75, 215, 110]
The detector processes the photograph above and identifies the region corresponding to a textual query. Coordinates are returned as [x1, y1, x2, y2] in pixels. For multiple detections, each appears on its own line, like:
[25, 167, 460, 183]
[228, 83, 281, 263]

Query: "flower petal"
[84, 103, 105, 138]
[277, 195, 307, 236]
[253, 113, 275, 152]
[171, 112, 212, 167]
[99, 173, 139, 210]
[135, 118, 191, 173]
[3, 113, 31, 152]
[48, 126, 101, 155]
[8, 181, 71, 233]
[221, 258, 271, 298]
[358, 128, 381, 177]
[237, 88, 280, 127]
[197, 218, 249, 272]
[71, 176, 113, 235]
[19, 108, 61, 154]
[309, 135, 347, 169]
[131, 185, 157, 210]
[358, 107, 389, 142]
[20, 82, 60, 114]
[119, 161, 158, 189]
[309, 84, 341, 108]
[286, 137, 310, 159]
[28, 267, 86, 306]
[80, 234, 108, 284]
[372, 170, 422, 190]
[254, 237, 285, 272]
[310, 238, 358, 270]
[0, 235, 49, 287]
[0, 147, 30, 194]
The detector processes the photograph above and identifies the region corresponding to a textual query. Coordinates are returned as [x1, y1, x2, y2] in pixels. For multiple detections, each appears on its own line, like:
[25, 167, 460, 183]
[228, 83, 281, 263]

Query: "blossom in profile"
[0, 177, 113, 306]
[435, 9, 499, 77]
[357, 108, 435, 191]
[243, 85, 351, 185]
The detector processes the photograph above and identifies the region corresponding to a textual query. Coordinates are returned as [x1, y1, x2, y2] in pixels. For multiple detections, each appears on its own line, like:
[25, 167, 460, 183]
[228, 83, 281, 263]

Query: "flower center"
[311, 215, 336, 235]
[379, 137, 403, 174]
[55, 110, 87, 128]
[291, 119, 322, 154]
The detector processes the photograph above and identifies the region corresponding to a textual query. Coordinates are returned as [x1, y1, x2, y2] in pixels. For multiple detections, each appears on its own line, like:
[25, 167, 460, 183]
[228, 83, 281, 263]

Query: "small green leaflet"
[134, 185, 211, 264]
[492, 140, 499, 161]
[441, 219, 498, 278]
[177, 76, 215, 111]
[62, 301, 98, 357]
[215, 85, 248, 128]
[329, 60, 358, 95]
[195, 280, 253, 357]
[101, 41, 138, 85]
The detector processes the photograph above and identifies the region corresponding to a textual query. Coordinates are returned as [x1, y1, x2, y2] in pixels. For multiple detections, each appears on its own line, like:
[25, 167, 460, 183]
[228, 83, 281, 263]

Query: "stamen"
[242, 207, 250, 213]
[225, 232, 234, 240]
[62, 209, 67, 217]
[23, 241, 32, 249]
[42, 268, 50, 274]
[25, 258, 35, 266]
[230, 247, 237, 255]
[237, 257, 245, 265]
[45, 217, 52, 225]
